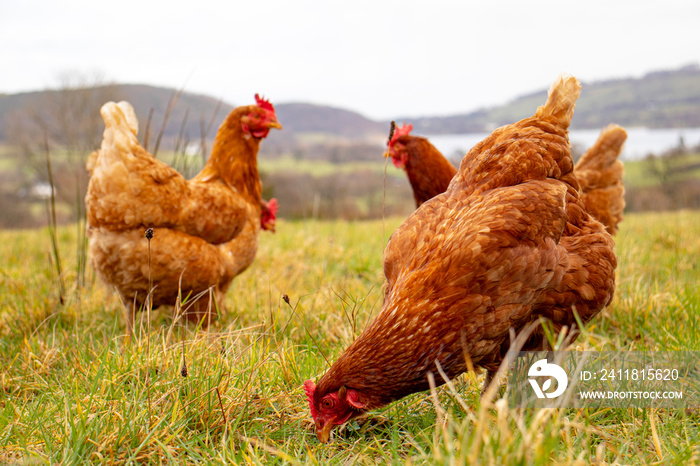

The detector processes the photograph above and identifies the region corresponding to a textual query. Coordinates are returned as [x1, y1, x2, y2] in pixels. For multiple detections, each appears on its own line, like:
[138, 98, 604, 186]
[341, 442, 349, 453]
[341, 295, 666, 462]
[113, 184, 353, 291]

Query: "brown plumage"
[305, 75, 617, 443]
[385, 121, 626, 235]
[384, 123, 457, 207]
[574, 125, 627, 235]
[86, 95, 281, 325]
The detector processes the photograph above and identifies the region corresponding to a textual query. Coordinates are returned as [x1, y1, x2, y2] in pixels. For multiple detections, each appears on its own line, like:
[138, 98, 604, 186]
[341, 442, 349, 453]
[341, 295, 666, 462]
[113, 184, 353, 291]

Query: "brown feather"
[391, 116, 625, 238]
[396, 136, 457, 206]
[86, 100, 280, 323]
[310, 75, 616, 425]
[574, 125, 627, 235]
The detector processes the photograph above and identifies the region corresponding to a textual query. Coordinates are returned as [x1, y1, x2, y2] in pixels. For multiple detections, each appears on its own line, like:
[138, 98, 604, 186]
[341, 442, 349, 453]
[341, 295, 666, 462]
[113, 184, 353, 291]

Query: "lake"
[426, 127, 700, 162]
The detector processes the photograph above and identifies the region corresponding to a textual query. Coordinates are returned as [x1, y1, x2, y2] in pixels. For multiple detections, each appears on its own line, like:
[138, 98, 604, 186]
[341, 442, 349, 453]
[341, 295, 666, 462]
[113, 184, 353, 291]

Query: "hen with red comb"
[383, 122, 457, 207]
[306, 76, 616, 443]
[86, 94, 282, 327]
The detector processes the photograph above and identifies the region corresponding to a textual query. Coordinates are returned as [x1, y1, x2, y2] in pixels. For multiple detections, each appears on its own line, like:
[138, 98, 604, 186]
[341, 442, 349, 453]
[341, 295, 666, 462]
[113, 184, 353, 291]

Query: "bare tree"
[6, 71, 123, 222]
[643, 140, 700, 210]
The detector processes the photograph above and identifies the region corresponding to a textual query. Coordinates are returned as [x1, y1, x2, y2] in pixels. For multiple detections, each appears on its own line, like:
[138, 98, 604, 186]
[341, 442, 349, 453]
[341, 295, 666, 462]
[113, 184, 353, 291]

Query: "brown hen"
[385, 118, 626, 235]
[86, 95, 281, 326]
[305, 75, 617, 443]
[384, 123, 457, 207]
[574, 125, 627, 235]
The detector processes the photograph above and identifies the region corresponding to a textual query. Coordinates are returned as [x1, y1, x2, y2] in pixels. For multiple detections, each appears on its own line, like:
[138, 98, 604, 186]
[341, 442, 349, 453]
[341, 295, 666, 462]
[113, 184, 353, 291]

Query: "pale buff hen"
[86, 95, 281, 327]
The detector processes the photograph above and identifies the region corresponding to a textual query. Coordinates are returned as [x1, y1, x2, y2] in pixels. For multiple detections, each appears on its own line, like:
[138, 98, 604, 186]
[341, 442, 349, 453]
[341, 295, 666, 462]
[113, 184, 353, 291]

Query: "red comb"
[304, 380, 318, 419]
[266, 198, 279, 216]
[255, 93, 275, 112]
[389, 123, 413, 147]
[260, 198, 279, 232]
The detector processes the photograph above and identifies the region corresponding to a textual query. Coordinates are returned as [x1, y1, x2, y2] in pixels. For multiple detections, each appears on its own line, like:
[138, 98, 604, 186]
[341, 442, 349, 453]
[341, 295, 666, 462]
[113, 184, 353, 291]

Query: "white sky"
[1, 0, 698, 120]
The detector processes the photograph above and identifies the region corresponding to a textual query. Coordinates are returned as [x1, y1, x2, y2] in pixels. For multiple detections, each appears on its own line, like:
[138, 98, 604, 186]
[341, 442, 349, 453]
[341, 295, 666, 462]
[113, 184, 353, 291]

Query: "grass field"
[622, 152, 700, 188]
[1, 211, 700, 464]
[260, 151, 699, 190]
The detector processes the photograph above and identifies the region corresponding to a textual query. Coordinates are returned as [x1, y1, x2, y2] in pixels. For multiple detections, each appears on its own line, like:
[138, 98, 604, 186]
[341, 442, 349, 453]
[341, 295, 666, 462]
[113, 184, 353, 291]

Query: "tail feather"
[101, 101, 139, 138]
[575, 125, 627, 235]
[575, 125, 627, 172]
[116, 101, 139, 136]
[86, 101, 187, 230]
[95, 101, 143, 168]
[536, 74, 581, 130]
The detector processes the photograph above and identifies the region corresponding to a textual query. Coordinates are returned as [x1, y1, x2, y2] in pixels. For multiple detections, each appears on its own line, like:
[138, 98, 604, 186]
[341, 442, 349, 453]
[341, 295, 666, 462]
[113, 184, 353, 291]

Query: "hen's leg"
[182, 290, 219, 328]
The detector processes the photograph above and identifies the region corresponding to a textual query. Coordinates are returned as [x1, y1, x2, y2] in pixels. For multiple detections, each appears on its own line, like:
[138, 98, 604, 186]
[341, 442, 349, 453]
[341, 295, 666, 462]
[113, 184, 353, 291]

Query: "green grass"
[1, 211, 700, 464]
[623, 152, 700, 188]
[153, 150, 408, 182]
[623, 157, 657, 188]
[258, 155, 404, 179]
[258, 152, 700, 189]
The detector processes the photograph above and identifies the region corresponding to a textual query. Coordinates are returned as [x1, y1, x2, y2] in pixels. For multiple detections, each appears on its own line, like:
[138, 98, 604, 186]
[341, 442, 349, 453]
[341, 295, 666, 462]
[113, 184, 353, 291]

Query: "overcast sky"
[2, 0, 698, 120]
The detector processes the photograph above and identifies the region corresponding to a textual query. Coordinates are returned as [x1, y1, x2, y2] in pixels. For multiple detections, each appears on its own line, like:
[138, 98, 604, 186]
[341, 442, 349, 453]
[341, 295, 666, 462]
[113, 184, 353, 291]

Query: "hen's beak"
[315, 420, 333, 444]
[382, 150, 391, 158]
[264, 220, 276, 233]
[267, 121, 282, 130]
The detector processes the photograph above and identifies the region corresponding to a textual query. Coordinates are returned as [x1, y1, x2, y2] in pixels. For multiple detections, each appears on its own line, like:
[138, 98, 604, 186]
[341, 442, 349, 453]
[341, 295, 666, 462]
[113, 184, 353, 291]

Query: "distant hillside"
[405, 64, 700, 133]
[1, 64, 699, 144]
[0, 84, 227, 144]
[274, 103, 384, 138]
[0, 84, 384, 144]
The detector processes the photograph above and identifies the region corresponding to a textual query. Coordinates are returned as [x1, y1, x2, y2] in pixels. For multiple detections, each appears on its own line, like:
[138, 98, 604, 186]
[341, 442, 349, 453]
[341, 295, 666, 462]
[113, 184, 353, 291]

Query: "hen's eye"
[321, 398, 334, 409]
